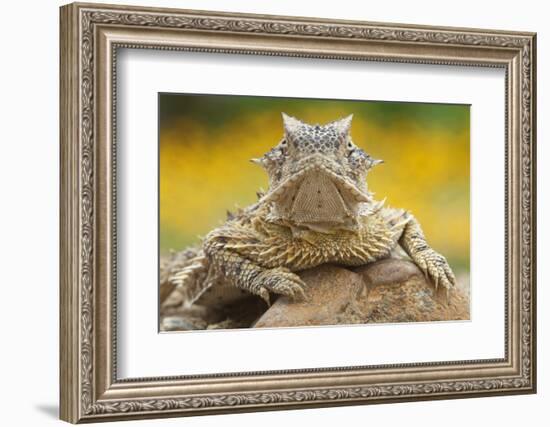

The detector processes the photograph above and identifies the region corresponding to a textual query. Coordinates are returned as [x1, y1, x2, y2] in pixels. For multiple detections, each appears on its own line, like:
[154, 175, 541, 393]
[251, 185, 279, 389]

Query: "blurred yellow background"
[160, 94, 470, 271]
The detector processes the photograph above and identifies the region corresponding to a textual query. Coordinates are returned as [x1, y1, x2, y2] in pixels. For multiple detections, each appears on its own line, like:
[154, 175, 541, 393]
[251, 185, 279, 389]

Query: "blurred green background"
[159, 93, 470, 272]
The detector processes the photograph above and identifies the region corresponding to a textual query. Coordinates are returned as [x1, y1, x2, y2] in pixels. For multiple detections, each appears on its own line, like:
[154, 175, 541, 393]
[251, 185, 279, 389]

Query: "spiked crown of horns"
[281, 113, 352, 155]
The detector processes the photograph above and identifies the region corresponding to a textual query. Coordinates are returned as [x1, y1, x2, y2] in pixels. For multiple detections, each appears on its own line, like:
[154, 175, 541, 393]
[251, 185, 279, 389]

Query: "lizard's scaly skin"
[169, 114, 456, 307]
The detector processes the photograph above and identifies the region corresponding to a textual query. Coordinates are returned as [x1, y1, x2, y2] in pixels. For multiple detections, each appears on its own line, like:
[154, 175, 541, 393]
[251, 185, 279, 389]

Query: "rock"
[160, 304, 217, 331]
[161, 316, 205, 331]
[254, 265, 366, 328]
[355, 257, 424, 289]
[354, 258, 469, 323]
[254, 259, 469, 328]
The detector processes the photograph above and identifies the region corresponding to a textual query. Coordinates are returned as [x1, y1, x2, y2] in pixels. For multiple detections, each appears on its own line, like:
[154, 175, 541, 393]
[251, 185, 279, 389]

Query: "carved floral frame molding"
[60, 2, 536, 423]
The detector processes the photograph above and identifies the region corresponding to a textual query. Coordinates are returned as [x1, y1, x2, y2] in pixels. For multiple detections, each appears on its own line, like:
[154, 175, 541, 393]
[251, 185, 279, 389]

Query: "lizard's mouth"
[260, 157, 371, 232]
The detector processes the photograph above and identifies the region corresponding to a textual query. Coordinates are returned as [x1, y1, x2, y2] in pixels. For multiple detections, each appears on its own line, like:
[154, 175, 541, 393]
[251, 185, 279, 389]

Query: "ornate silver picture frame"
[60, 2, 536, 423]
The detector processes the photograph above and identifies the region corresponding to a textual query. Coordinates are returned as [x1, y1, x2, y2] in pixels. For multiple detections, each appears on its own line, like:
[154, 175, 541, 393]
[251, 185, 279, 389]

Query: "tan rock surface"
[254, 265, 366, 328]
[254, 259, 469, 328]
[354, 258, 469, 323]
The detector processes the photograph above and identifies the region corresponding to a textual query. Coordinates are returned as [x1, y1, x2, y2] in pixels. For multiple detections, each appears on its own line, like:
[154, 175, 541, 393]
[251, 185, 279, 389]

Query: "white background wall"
[0, 0, 546, 426]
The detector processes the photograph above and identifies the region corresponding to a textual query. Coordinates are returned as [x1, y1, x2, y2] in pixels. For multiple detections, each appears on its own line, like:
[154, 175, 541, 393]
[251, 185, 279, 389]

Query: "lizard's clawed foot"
[415, 250, 456, 293]
[251, 267, 307, 305]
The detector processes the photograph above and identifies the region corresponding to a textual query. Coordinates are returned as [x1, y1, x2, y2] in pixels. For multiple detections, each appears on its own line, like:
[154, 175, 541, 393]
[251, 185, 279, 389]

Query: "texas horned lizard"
[168, 114, 455, 308]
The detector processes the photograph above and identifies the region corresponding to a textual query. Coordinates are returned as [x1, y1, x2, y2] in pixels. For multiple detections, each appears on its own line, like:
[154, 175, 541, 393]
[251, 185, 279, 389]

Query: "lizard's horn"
[250, 157, 264, 166]
[281, 112, 302, 135]
[332, 114, 353, 135]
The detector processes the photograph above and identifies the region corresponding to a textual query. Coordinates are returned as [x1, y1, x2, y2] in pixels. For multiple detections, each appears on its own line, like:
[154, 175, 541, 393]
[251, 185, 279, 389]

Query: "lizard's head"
[252, 113, 383, 232]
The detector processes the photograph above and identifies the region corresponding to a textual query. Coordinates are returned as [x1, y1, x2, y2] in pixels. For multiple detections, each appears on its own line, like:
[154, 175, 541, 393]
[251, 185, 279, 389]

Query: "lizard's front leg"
[398, 213, 456, 292]
[203, 225, 306, 304]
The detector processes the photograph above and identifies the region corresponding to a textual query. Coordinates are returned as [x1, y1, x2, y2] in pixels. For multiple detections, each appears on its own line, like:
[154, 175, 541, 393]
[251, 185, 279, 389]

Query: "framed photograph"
[60, 2, 537, 423]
